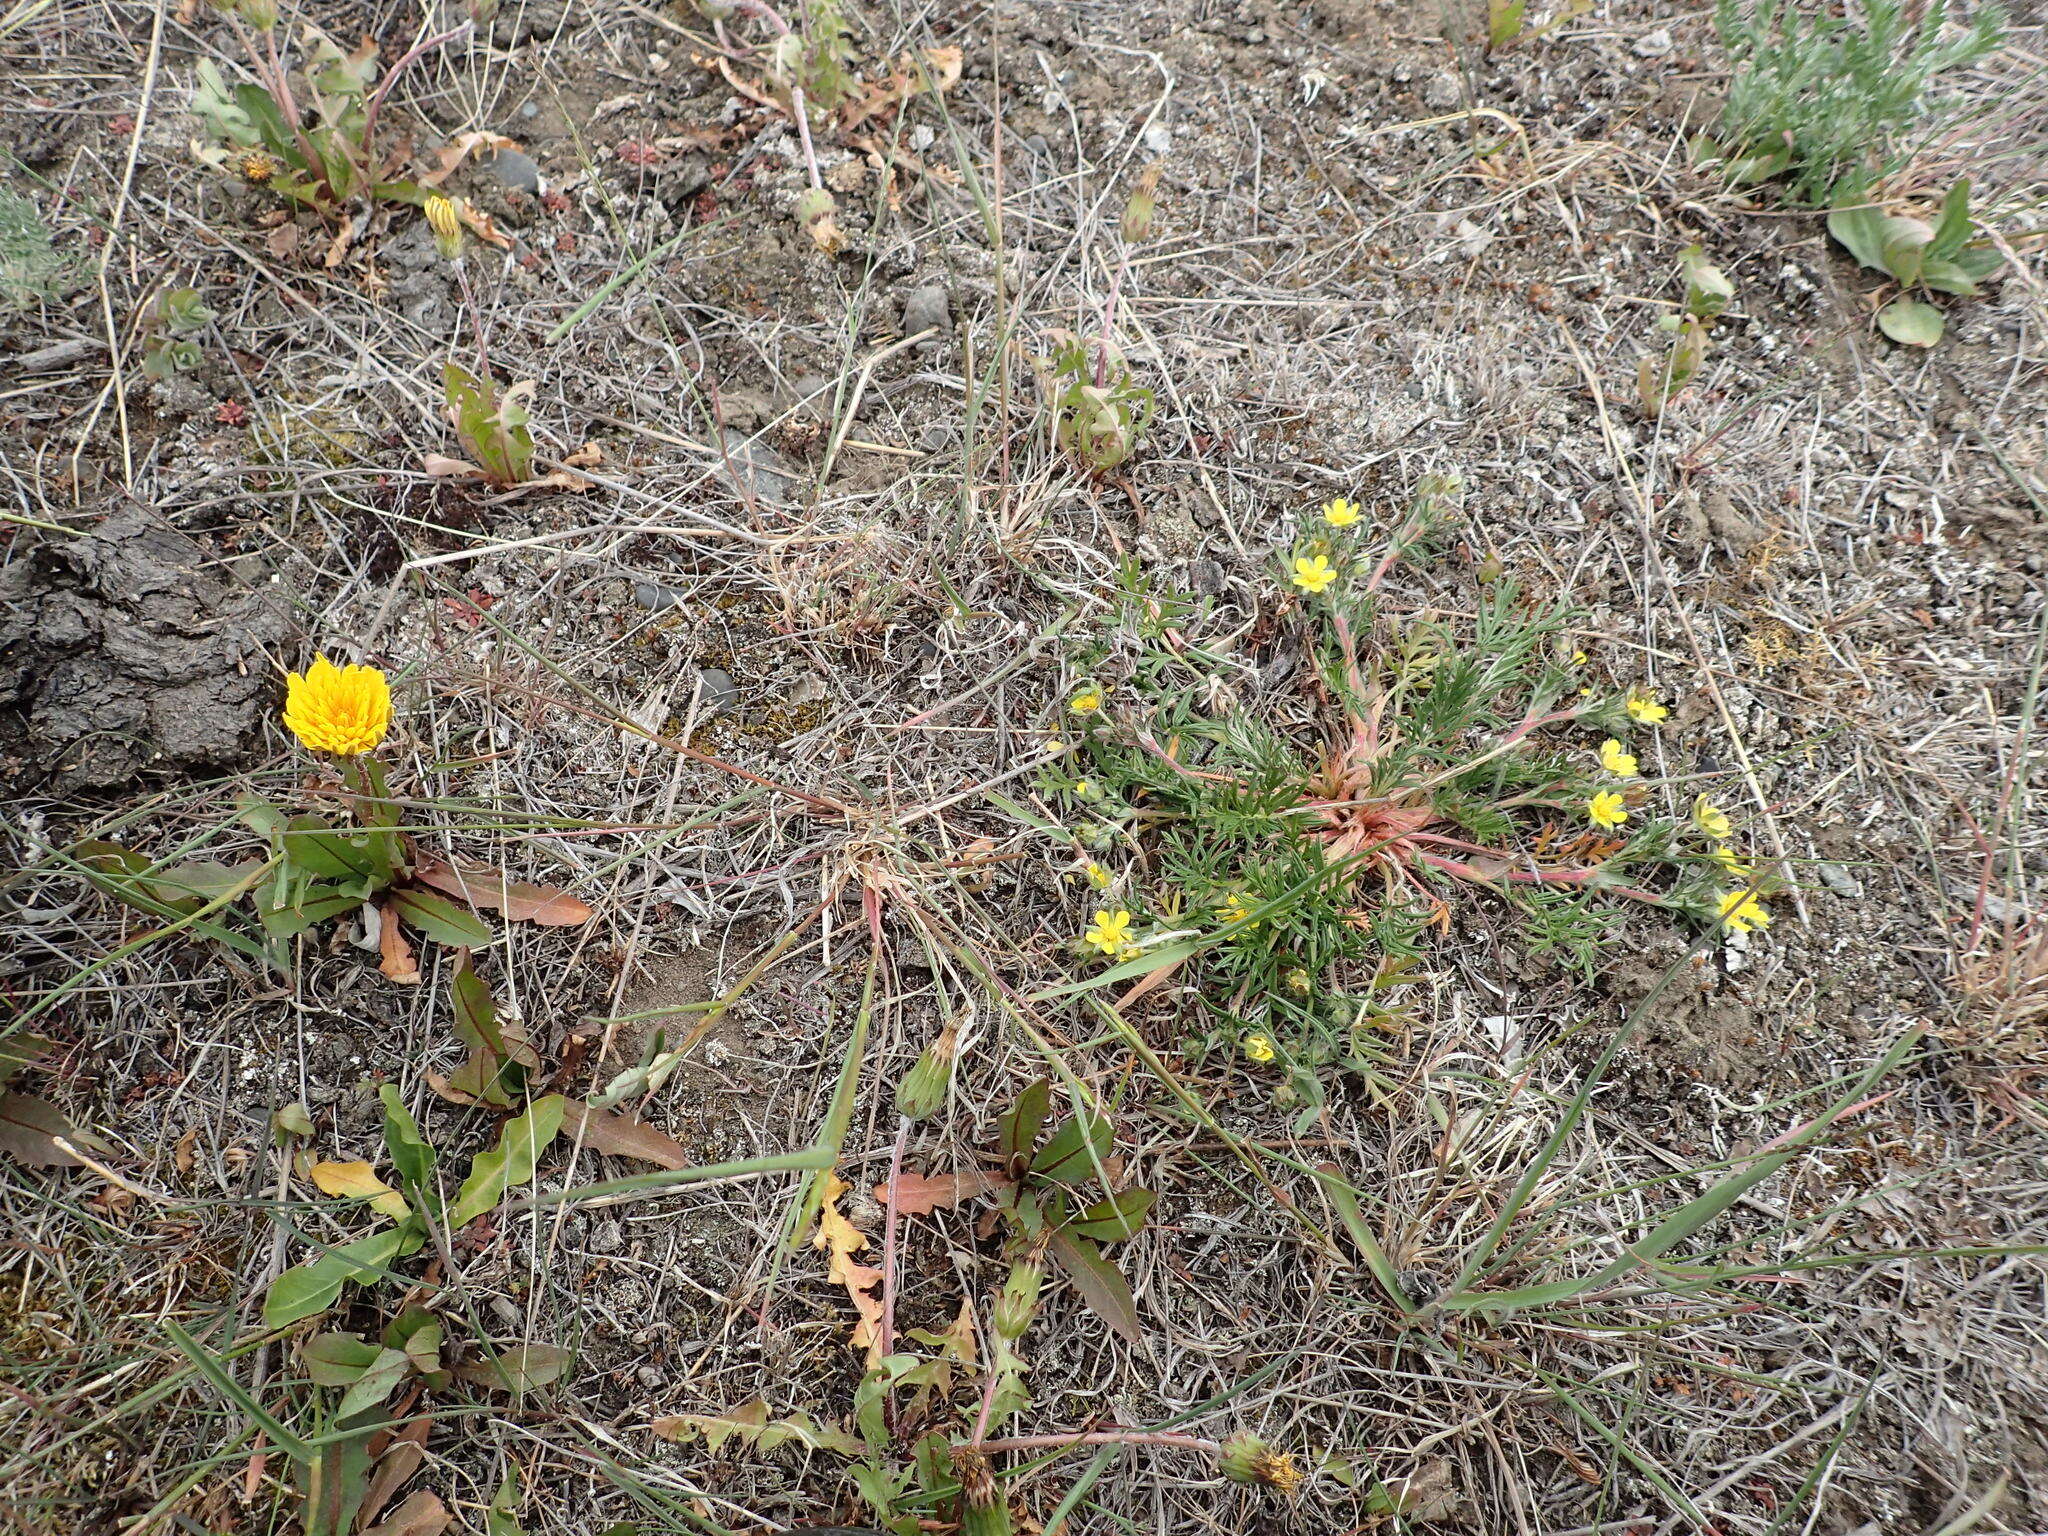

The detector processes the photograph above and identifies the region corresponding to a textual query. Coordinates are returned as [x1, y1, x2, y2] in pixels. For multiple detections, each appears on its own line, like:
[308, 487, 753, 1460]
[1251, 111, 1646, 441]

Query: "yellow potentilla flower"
[1069, 688, 1104, 714]
[1243, 1033, 1276, 1063]
[1321, 497, 1362, 528]
[1693, 795, 1733, 841]
[1598, 738, 1638, 777]
[1084, 861, 1112, 890]
[1708, 844, 1751, 877]
[1116, 942, 1143, 962]
[1218, 892, 1254, 925]
[1625, 688, 1670, 725]
[1083, 909, 1132, 955]
[1586, 790, 1628, 830]
[282, 655, 391, 756]
[1291, 555, 1338, 594]
[1717, 888, 1770, 935]
[1073, 779, 1098, 800]
[1571, 649, 1588, 665]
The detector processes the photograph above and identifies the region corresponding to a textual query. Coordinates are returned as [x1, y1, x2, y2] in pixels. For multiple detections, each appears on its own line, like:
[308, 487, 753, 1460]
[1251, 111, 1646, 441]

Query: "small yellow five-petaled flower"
[1693, 795, 1733, 840]
[1083, 909, 1133, 955]
[1717, 888, 1770, 935]
[1598, 738, 1638, 777]
[1321, 497, 1362, 528]
[1069, 687, 1104, 715]
[1586, 790, 1629, 830]
[1625, 688, 1670, 725]
[1291, 555, 1338, 594]
[283, 656, 391, 757]
[1243, 1033, 1277, 1063]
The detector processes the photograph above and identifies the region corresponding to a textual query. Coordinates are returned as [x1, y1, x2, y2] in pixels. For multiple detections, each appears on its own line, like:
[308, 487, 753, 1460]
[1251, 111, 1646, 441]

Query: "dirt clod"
[0, 508, 292, 793]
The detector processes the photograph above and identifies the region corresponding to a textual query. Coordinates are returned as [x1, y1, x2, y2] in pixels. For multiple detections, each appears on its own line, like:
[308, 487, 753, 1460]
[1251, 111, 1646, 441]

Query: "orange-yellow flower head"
[283, 655, 391, 756]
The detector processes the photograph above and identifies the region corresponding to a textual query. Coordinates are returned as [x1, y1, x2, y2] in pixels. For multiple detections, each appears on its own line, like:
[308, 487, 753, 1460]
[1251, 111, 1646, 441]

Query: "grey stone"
[917, 421, 956, 452]
[1422, 72, 1463, 110]
[900, 284, 950, 348]
[633, 580, 687, 611]
[1816, 863, 1864, 898]
[1633, 27, 1674, 57]
[483, 147, 541, 193]
[695, 667, 740, 713]
[714, 428, 797, 502]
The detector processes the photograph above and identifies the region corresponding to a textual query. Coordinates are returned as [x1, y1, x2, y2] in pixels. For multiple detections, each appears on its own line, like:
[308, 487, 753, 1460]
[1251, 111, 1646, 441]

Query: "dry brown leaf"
[309, 1160, 410, 1220]
[420, 130, 522, 188]
[561, 440, 604, 468]
[265, 221, 301, 261]
[360, 1490, 450, 1536]
[173, 1125, 199, 1180]
[560, 1099, 692, 1170]
[873, 1167, 1015, 1215]
[378, 904, 421, 984]
[420, 453, 481, 479]
[814, 1172, 883, 1354]
[521, 468, 597, 493]
[411, 855, 593, 927]
[841, 45, 964, 131]
[358, 1417, 431, 1531]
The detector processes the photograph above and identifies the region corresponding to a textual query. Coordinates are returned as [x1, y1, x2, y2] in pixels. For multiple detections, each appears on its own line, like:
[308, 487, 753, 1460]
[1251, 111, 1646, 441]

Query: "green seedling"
[139, 286, 213, 381]
[1487, 0, 1590, 51]
[1828, 177, 2002, 345]
[1638, 245, 1733, 416]
[442, 362, 536, 488]
[0, 181, 73, 309]
[1039, 330, 1154, 473]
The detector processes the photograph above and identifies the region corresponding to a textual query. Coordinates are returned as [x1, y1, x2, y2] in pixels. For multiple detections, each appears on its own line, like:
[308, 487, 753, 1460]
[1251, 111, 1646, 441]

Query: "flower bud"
[425, 195, 465, 262]
[894, 1024, 957, 1122]
[1120, 163, 1162, 243]
[240, 0, 277, 28]
[1219, 1432, 1304, 1495]
[992, 1254, 1042, 1341]
[950, 1447, 1014, 1536]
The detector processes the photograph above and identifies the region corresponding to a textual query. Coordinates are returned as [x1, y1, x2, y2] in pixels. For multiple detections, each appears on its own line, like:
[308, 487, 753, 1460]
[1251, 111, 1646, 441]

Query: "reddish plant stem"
[359, 21, 474, 160]
[732, 1, 825, 192]
[1414, 848, 1662, 906]
[878, 1114, 909, 1363]
[975, 1430, 1224, 1457]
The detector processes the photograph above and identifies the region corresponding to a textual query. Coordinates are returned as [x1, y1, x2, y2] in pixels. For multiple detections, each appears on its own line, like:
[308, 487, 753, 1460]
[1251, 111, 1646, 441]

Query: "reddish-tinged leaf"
[358, 1418, 431, 1531]
[412, 855, 593, 927]
[1048, 1228, 1143, 1344]
[560, 1099, 693, 1170]
[360, 1490, 450, 1536]
[873, 1167, 1015, 1215]
[0, 1093, 87, 1168]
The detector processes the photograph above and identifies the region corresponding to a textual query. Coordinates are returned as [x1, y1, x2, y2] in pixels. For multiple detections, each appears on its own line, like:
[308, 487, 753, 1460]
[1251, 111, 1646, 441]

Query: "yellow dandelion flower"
[1586, 790, 1629, 830]
[1083, 909, 1132, 955]
[1625, 688, 1670, 725]
[425, 194, 464, 261]
[1693, 795, 1733, 841]
[1069, 687, 1104, 714]
[1243, 1033, 1276, 1063]
[1717, 888, 1770, 935]
[1290, 555, 1338, 594]
[1321, 497, 1362, 528]
[282, 656, 391, 756]
[1598, 738, 1638, 777]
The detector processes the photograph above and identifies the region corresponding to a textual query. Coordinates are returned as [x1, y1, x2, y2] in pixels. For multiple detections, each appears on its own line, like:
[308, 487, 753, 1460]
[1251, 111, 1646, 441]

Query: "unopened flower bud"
[240, 0, 277, 28]
[992, 1254, 1042, 1341]
[894, 1024, 958, 1122]
[425, 195, 465, 262]
[1219, 1431, 1304, 1495]
[1120, 163, 1162, 243]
